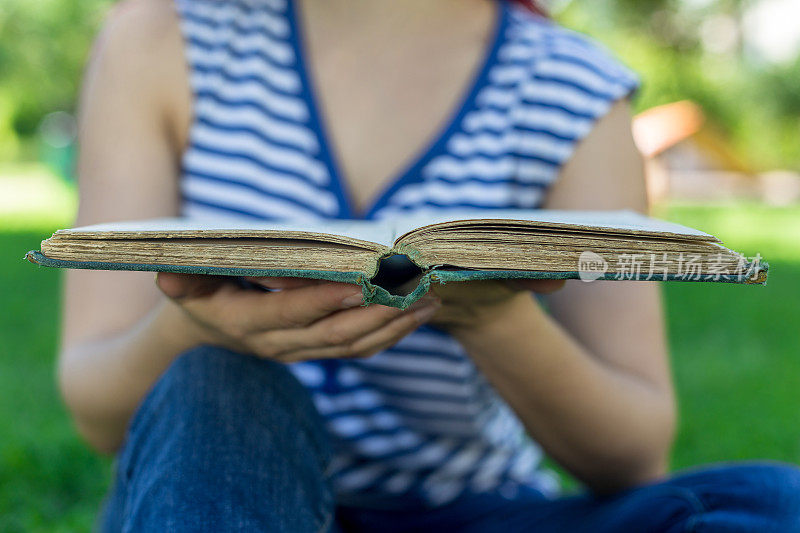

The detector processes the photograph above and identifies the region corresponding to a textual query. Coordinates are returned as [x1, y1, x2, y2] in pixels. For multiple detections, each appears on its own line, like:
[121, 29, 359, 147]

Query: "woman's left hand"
[428, 278, 565, 331]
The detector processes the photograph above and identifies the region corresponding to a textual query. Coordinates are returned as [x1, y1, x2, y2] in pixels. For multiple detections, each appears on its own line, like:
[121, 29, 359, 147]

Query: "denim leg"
[521, 462, 800, 532]
[562, 462, 800, 532]
[673, 462, 800, 532]
[100, 345, 335, 533]
[339, 462, 800, 533]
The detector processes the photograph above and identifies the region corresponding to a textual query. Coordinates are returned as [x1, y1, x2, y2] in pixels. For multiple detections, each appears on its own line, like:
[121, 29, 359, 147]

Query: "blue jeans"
[101, 346, 800, 532]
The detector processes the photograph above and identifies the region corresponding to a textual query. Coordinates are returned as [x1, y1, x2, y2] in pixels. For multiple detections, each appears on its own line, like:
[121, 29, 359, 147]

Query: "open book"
[27, 210, 766, 308]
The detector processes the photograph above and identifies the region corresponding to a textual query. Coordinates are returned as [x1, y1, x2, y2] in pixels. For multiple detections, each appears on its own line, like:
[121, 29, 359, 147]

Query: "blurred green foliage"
[0, 0, 798, 168]
[0, 0, 110, 160]
[557, 0, 800, 170]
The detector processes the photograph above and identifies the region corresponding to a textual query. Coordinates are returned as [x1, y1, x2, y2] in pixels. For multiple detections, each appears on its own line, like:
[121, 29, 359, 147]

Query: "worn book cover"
[27, 209, 767, 309]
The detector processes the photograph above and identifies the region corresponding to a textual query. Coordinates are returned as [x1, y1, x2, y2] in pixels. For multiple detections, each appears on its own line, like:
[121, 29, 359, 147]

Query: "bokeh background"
[1, 0, 799, 530]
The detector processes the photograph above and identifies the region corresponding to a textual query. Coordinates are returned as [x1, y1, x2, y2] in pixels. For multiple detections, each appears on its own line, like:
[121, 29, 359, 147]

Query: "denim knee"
[132, 345, 326, 443]
[120, 344, 333, 481]
[108, 345, 336, 532]
[681, 462, 800, 531]
[732, 463, 800, 525]
[155, 344, 310, 407]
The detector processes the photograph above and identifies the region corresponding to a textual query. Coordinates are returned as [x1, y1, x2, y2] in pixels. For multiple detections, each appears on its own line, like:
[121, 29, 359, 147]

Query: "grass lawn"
[1, 172, 798, 529]
[661, 204, 800, 469]
[0, 231, 110, 532]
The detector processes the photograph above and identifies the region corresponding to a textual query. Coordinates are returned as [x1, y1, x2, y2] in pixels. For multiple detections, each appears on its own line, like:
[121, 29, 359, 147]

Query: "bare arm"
[435, 100, 675, 493]
[59, 0, 192, 452]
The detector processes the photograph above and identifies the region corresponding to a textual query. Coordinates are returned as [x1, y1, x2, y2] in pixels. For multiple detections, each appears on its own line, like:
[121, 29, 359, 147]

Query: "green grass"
[1, 231, 111, 532]
[664, 204, 800, 468]
[1, 199, 798, 530]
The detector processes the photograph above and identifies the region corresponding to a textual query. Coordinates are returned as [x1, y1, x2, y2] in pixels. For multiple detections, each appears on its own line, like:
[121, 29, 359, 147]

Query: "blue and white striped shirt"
[175, 0, 638, 507]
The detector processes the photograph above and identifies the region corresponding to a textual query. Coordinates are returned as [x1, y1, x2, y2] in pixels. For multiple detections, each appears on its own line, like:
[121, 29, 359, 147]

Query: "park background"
[1, 0, 799, 530]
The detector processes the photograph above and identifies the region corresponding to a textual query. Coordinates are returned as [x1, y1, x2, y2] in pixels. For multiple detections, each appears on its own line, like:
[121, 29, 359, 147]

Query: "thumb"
[507, 278, 566, 294]
[156, 272, 225, 300]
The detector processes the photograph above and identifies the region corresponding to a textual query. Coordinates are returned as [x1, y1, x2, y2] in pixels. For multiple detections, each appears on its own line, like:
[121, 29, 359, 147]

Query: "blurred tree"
[0, 0, 797, 169]
[0, 0, 111, 159]
[557, 0, 800, 170]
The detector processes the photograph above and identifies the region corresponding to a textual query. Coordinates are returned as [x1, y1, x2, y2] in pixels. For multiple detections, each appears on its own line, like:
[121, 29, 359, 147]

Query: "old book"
[27, 209, 767, 308]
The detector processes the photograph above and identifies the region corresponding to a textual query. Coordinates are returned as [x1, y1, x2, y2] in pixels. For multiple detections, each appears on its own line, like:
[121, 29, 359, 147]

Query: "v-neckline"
[287, 0, 508, 220]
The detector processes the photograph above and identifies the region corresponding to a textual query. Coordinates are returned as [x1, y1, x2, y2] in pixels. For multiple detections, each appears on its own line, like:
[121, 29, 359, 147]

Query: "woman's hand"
[429, 279, 565, 332]
[156, 273, 441, 363]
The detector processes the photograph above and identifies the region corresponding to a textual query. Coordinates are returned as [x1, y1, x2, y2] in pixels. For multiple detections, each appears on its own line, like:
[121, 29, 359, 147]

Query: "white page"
[57, 210, 714, 251]
[58, 217, 397, 248]
[390, 209, 715, 242]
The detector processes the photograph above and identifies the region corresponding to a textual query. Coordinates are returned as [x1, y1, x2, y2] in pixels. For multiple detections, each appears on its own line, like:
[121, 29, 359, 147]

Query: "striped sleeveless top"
[174, 0, 638, 508]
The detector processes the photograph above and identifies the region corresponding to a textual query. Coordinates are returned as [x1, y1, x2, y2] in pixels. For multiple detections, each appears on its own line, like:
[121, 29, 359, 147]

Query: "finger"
[244, 277, 322, 290]
[156, 272, 227, 299]
[227, 281, 365, 332]
[167, 276, 362, 337]
[348, 300, 440, 355]
[507, 278, 566, 294]
[255, 294, 439, 354]
[253, 303, 401, 354]
[274, 298, 441, 362]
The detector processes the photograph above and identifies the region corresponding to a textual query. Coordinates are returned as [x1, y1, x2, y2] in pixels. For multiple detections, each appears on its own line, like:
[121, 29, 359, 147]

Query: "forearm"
[452, 293, 675, 493]
[59, 299, 204, 453]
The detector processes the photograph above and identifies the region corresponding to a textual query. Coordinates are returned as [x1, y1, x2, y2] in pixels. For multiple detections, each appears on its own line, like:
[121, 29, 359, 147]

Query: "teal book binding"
[26, 211, 768, 309]
[25, 250, 767, 310]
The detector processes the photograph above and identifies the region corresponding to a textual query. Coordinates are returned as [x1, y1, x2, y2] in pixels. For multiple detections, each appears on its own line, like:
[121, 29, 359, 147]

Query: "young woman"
[61, 0, 800, 530]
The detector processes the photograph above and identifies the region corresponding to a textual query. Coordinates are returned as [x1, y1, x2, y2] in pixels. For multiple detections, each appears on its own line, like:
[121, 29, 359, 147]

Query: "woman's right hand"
[156, 273, 440, 363]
